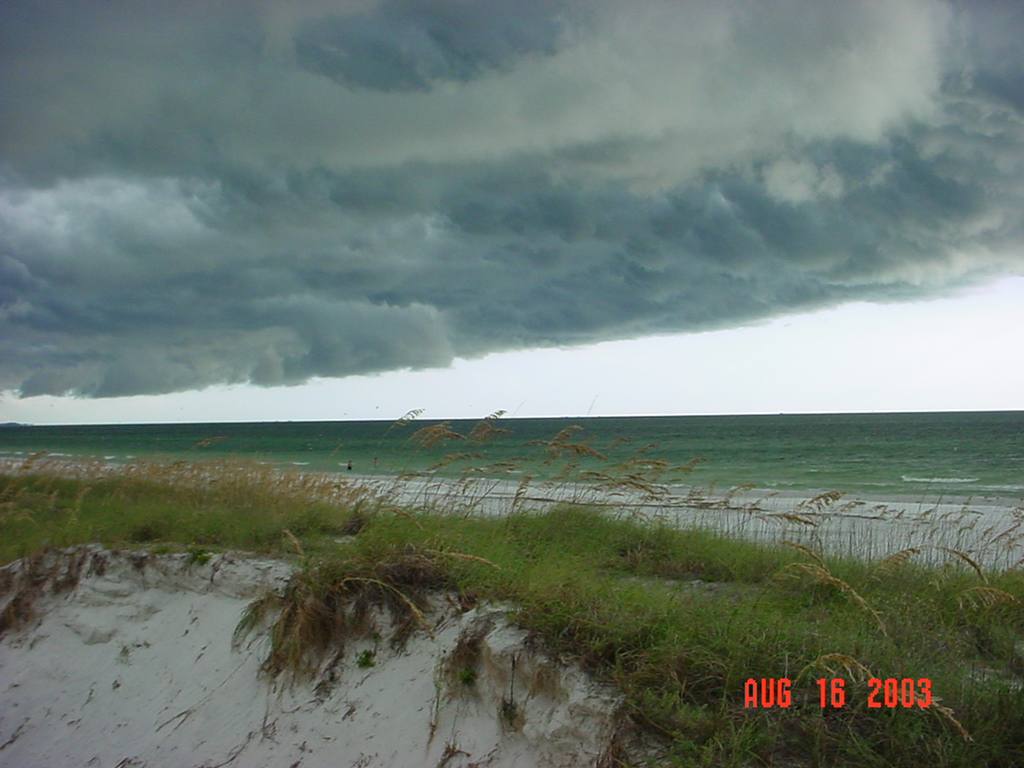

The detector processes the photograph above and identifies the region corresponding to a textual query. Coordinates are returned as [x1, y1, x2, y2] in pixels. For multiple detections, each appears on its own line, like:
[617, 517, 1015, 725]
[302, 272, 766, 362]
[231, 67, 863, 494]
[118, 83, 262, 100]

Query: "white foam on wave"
[901, 475, 978, 484]
[291, 461, 310, 466]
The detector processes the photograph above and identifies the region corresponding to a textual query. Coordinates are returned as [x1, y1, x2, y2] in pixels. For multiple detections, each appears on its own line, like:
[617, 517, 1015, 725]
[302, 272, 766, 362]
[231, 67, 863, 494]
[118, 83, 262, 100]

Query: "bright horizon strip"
[2, 275, 1022, 426]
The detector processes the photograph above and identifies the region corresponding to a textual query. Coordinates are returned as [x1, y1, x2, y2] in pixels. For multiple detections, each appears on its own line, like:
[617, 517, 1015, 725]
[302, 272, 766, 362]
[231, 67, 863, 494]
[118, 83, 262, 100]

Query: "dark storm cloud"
[0, 0, 1022, 397]
[295, 0, 568, 91]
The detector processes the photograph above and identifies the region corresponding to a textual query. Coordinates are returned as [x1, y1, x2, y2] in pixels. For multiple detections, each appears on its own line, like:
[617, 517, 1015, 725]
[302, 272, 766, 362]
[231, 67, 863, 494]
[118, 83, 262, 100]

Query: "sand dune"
[0, 547, 621, 768]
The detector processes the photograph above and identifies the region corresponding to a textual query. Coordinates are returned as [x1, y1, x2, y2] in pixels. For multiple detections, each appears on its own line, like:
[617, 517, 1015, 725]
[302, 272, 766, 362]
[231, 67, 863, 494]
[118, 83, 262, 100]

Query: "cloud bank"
[1, 0, 1022, 397]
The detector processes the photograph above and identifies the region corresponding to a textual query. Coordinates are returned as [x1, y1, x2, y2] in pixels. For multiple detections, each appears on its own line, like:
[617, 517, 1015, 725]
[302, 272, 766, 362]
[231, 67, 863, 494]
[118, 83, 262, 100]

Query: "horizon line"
[5, 407, 1023, 428]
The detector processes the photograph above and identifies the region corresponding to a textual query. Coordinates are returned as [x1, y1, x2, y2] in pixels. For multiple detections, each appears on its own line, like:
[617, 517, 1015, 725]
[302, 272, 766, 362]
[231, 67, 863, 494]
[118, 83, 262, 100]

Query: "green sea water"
[1, 412, 1022, 501]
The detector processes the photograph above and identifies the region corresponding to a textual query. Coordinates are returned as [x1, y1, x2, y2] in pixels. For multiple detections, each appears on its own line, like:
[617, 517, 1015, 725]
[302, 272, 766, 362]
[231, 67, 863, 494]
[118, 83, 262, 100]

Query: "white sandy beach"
[344, 473, 1024, 570]
[0, 547, 621, 768]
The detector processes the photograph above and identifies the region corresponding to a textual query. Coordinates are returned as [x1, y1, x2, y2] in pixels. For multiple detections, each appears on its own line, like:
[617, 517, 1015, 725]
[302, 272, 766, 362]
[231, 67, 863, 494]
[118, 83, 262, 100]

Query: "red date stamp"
[743, 678, 933, 709]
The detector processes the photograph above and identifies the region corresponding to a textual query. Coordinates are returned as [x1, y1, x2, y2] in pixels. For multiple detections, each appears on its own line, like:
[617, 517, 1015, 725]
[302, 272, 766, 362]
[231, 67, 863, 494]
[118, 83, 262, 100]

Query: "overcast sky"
[1, 0, 1022, 424]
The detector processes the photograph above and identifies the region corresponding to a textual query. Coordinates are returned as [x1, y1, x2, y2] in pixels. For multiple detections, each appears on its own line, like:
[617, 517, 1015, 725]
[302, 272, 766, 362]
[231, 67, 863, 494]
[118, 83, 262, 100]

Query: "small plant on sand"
[235, 546, 446, 680]
[499, 695, 523, 731]
[186, 546, 212, 566]
[356, 649, 376, 668]
[442, 619, 492, 693]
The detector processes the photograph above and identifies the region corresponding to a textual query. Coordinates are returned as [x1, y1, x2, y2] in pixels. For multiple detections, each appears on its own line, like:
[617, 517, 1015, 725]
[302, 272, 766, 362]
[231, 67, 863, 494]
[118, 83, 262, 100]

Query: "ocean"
[1, 411, 1022, 502]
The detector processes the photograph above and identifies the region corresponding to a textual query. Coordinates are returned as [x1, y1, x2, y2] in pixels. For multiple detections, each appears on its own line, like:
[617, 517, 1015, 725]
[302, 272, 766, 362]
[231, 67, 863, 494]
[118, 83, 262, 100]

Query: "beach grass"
[2, 460, 1024, 767]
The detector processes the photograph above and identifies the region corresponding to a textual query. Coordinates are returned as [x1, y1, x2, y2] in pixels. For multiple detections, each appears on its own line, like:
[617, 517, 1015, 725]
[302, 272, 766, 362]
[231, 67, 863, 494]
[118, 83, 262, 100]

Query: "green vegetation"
[0, 458, 381, 564]
[2, 457, 1024, 767]
[356, 649, 376, 669]
[186, 545, 212, 566]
